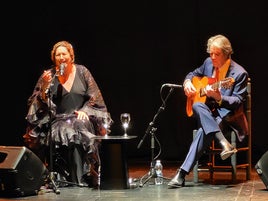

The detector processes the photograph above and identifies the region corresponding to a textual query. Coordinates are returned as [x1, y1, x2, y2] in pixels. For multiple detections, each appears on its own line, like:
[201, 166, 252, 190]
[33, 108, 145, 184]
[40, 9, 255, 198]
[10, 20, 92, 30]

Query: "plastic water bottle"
[154, 160, 163, 185]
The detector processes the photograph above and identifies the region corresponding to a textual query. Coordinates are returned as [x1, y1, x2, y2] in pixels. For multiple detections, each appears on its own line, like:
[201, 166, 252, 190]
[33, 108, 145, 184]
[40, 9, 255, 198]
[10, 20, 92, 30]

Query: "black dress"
[24, 64, 112, 187]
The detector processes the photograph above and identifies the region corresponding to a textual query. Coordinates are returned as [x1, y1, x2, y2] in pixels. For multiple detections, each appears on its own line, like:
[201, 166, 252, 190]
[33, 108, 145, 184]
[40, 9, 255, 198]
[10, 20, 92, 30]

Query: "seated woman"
[23, 40, 113, 188]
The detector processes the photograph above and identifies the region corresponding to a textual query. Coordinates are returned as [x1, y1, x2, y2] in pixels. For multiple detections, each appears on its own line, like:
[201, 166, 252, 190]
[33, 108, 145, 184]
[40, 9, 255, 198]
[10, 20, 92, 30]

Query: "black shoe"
[167, 169, 186, 188]
[82, 174, 99, 189]
[78, 182, 89, 187]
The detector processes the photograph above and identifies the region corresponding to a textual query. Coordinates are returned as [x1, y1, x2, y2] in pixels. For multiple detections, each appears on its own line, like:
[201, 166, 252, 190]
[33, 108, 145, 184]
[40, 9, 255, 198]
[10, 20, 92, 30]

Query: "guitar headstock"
[221, 77, 235, 89]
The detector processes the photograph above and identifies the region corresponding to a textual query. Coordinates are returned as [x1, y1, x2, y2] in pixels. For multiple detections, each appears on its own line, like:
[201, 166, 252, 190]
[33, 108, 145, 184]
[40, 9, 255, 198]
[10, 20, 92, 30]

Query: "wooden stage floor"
[0, 160, 267, 201]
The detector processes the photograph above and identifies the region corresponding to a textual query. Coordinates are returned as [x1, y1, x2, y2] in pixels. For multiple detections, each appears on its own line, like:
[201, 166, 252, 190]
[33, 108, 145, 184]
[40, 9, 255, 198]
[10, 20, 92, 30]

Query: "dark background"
[3, 1, 267, 164]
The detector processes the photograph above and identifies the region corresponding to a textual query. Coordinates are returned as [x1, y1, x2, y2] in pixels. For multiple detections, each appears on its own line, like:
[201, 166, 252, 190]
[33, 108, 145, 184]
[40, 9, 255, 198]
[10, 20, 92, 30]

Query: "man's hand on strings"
[204, 85, 222, 102]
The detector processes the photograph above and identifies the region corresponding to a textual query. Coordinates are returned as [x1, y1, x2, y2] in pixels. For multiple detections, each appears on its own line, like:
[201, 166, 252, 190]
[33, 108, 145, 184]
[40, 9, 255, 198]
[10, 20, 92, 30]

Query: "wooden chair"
[193, 78, 251, 183]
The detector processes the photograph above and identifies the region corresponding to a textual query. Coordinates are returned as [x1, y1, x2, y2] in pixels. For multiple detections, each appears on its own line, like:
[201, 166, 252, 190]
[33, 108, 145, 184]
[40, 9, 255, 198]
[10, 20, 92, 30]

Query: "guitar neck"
[211, 81, 221, 89]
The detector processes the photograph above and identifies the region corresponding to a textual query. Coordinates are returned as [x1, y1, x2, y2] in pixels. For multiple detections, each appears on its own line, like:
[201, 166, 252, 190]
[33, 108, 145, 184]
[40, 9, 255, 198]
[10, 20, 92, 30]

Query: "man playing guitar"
[168, 34, 249, 188]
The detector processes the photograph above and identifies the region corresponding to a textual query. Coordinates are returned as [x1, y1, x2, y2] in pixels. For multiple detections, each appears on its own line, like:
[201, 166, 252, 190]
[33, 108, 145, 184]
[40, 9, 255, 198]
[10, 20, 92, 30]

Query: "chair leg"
[192, 129, 251, 183]
[246, 162, 251, 180]
[231, 131, 237, 182]
[209, 142, 214, 181]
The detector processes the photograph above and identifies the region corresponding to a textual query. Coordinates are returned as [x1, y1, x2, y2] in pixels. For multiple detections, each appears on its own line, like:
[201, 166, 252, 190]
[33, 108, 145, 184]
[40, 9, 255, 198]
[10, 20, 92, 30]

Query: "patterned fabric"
[23, 64, 112, 186]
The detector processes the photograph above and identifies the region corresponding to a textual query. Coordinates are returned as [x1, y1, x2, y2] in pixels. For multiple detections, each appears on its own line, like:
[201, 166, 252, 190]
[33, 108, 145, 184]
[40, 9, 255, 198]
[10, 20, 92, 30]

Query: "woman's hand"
[42, 70, 53, 89]
[75, 110, 89, 121]
[40, 70, 53, 100]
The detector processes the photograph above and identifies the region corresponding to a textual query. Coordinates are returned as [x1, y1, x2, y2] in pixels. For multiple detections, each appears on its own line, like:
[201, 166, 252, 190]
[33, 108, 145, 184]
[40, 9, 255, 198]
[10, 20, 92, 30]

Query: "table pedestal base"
[95, 136, 137, 190]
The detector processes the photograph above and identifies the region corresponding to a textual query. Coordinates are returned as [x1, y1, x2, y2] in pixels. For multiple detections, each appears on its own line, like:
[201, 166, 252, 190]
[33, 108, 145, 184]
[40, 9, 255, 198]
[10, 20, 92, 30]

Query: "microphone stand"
[45, 71, 61, 194]
[45, 70, 82, 194]
[137, 86, 174, 187]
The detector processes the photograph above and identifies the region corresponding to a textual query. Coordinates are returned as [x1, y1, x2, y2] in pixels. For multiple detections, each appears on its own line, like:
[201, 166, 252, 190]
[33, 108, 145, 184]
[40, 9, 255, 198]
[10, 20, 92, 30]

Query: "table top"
[92, 135, 137, 140]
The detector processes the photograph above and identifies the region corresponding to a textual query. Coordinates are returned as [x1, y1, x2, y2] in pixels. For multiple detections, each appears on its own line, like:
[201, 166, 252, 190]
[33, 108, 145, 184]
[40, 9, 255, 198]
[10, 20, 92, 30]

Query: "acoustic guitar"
[186, 76, 235, 117]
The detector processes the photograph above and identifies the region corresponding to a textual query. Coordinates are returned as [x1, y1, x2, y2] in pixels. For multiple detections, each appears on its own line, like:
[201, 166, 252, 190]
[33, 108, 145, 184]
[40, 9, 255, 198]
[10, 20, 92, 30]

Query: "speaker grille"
[0, 146, 48, 197]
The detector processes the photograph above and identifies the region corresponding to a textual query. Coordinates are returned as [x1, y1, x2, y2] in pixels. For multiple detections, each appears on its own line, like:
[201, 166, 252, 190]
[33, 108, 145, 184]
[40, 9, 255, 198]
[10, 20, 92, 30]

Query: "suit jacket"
[185, 57, 249, 142]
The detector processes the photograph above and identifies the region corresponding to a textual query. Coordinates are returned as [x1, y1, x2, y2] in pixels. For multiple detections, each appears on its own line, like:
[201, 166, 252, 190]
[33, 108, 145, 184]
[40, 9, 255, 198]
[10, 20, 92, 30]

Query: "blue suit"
[181, 57, 249, 172]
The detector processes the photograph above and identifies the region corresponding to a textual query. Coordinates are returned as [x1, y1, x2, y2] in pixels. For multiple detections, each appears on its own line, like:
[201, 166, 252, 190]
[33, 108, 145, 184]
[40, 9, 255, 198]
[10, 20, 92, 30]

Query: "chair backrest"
[246, 78, 251, 137]
[245, 78, 252, 168]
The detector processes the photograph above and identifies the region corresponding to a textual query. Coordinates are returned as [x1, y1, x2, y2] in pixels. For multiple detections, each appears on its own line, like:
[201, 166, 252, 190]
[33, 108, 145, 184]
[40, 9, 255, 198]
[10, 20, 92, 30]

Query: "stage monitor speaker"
[0, 146, 48, 197]
[255, 150, 268, 189]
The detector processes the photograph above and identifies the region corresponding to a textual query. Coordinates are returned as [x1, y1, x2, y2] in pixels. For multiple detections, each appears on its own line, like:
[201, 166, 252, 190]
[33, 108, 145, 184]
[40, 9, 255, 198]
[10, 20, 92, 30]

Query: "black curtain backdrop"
[4, 0, 268, 164]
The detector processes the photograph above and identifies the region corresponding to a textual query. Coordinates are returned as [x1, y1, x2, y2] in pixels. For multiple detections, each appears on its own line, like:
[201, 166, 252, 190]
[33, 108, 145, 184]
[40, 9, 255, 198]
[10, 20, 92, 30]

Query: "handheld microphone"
[162, 83, 183, 88]
[59, 63, 66, 76]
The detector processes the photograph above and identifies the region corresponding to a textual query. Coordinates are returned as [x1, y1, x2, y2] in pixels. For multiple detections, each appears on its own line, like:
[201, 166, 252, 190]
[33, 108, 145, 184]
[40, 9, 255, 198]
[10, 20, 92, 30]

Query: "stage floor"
[0, 160, 267, 201]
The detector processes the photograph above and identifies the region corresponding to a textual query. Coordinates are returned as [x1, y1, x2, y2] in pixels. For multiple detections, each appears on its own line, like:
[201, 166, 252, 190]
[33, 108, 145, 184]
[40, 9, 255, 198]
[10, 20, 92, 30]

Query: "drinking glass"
[120, 113, 131, 137]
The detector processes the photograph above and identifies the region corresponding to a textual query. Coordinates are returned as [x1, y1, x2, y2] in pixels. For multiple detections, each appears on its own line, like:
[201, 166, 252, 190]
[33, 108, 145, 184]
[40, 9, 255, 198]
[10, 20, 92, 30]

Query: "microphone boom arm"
[137, 87, 174, 149]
